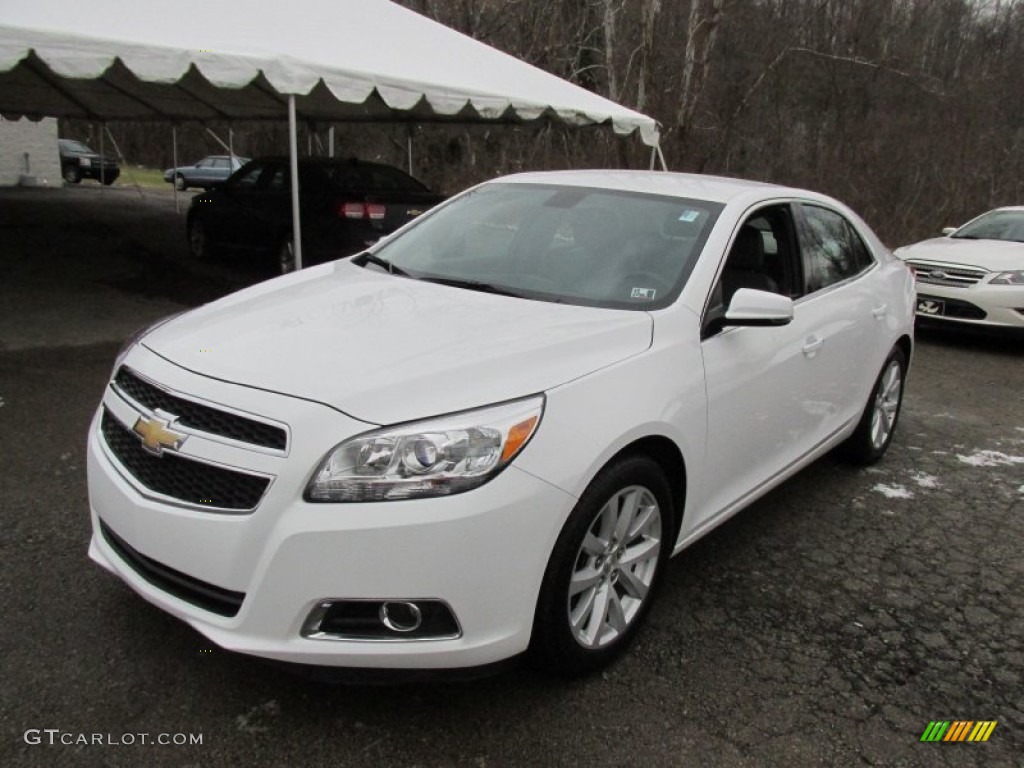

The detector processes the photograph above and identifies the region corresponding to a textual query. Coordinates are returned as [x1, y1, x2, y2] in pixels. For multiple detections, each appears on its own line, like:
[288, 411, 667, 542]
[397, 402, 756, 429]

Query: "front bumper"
[87, 349, 576, 669]
[913, 283, 1024, 328]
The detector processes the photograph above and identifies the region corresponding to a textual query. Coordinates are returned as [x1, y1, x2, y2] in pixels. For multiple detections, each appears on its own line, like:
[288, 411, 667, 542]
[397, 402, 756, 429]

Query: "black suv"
[58, 139, 120, 185]
[187, 158, 444, 272]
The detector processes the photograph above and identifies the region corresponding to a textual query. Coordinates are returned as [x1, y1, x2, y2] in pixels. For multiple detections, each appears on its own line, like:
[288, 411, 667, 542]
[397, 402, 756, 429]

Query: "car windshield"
[367, 183, 722, 310]
[952, 210, 1024, 243]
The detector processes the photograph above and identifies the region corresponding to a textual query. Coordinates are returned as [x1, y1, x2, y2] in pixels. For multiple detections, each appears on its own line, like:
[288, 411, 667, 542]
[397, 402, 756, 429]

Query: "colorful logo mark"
[920, 721, 997, 742]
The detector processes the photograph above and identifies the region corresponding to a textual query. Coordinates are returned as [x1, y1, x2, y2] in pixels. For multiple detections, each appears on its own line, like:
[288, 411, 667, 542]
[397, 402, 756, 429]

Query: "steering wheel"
[620, 271, 671, 301]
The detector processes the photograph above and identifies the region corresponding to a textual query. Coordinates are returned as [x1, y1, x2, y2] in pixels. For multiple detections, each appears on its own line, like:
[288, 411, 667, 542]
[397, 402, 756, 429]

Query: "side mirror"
[724, 288, 794, 327]
[941, 227, 957, 236]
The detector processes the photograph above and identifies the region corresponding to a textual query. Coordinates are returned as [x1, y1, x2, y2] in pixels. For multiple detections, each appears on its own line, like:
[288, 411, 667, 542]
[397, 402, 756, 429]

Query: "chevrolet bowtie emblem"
[132, 415, 187, 455]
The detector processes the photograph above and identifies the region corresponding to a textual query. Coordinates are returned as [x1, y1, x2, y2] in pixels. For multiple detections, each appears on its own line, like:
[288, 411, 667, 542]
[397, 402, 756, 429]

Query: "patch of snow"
[956, 450, 1024, 468]
[872, 483, 914, 500]
[909, 472, 940, 489]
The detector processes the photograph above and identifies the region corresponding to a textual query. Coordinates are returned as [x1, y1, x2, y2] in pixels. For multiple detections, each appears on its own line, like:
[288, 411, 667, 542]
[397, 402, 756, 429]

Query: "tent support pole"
[655, 141, 668, 171]
[288, 95, 303, 270]
[407, 125, 413, 175]
[649, 145, 656, 170]
[229, 127, 234, 162]
[172, 125, 179, 214]
[329, 126, 335, 158]
[99, 123, 105, 190]
[104, 125, 143, 200]
[204, 126, 231, 154]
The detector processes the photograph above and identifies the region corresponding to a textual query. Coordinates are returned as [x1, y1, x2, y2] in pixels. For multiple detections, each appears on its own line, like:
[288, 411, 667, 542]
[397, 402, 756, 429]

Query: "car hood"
[142, 261, 653, 424]
[897, 237, 1024, 272]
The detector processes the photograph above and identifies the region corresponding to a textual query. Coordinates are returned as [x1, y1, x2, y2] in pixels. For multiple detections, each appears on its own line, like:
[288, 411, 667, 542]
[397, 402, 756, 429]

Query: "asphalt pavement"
[1, 186, 1021, 767]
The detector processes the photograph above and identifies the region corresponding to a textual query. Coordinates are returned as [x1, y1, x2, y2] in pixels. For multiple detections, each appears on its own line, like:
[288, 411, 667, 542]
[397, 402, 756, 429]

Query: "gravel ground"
[0, 187, 1021, 767]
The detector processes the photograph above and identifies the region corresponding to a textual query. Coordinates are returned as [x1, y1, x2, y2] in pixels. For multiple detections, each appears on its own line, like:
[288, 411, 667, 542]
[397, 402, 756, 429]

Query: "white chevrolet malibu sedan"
[87, 171, 915, 676]
[894, 206, 1024, 329]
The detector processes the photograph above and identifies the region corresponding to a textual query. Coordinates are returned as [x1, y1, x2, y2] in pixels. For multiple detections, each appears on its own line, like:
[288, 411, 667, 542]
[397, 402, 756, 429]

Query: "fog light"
[302, 599, 461, 641]
[380, 601, 422, 632]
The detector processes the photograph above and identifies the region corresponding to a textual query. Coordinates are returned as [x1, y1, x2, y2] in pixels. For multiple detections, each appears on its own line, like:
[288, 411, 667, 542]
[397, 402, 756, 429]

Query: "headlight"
[79, 157, 92, 167]
[113, 311, 186, 372]
[990, 270, 1024, 285]
[306, 396, 544, 502]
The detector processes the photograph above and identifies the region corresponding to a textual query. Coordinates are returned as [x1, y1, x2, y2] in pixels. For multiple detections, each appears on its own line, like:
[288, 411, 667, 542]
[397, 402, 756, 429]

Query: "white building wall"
[0, 116, 61, 186]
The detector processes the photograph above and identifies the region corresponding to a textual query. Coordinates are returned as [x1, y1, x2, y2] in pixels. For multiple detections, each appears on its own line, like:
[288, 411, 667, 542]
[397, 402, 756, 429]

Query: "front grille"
[906, 260, 987, 288]
[917, 293, 988, 320]
[100, 520, 245, 617]
[113, 367, 287, 451]
[101, 409, 270, 511]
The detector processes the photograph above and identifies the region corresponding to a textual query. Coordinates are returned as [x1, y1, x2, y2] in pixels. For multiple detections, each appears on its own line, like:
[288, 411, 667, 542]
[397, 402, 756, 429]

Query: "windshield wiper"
[419, 276, 526, 298]
[356, 252, 410, 277]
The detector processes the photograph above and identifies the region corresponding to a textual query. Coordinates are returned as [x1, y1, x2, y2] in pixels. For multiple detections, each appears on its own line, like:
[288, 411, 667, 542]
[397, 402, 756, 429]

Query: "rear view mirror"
[725, 288, 793, 327]
[941, 227, 957, 236]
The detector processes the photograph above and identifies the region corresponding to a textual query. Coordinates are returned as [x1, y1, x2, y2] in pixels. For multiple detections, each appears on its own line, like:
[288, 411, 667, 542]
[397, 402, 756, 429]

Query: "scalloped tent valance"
[0, 0, 659, 146]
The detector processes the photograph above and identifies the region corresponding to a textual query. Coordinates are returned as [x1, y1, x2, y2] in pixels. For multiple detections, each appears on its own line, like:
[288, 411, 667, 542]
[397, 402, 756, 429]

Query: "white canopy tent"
[0, 0, 663, 267]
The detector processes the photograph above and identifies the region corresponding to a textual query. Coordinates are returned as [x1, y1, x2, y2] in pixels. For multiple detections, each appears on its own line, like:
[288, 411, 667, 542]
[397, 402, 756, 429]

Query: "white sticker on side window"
[631, 287, 657, 300]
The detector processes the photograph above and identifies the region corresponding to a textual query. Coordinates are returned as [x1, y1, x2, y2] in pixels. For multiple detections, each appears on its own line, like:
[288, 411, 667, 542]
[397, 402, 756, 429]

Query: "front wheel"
[840, 346, 907, 465]
[174, 174, 187, 191]
[530, 455, 673, 676]
[63, 165, 81, 184]
[187, 218, 215, 261]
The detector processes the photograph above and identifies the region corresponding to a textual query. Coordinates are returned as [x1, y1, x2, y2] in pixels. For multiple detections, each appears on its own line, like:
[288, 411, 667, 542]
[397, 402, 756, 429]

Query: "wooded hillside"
[67, 0, 1023, 245]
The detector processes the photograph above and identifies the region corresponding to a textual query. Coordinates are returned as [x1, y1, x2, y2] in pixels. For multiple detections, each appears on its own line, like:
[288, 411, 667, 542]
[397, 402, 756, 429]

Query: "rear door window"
[797, 204, 875, 293]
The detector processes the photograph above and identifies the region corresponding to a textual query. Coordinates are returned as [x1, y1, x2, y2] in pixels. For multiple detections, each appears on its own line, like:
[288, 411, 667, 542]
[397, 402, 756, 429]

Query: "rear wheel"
[278, 234, 296, 274]
[530, 455, 673, 676]
[841, 346, 907, 465]
[63, 165, 81, 184]
[101, 174, 116, 186]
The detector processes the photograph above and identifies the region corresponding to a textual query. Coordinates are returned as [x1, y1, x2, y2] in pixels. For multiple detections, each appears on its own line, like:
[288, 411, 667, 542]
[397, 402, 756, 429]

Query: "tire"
[174, 174, 187, 191]
[530, 455, 674, 676]
[102, 174, 116, 186]
[63, 164, 81, 184]
[840, 346, 907, 465]
[187, 218, 215, 261]
[278, 234, 296, 274]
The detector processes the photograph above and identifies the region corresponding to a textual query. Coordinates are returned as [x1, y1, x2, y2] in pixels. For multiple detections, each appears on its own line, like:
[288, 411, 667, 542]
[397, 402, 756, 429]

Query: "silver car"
[163, 155, 249, 191]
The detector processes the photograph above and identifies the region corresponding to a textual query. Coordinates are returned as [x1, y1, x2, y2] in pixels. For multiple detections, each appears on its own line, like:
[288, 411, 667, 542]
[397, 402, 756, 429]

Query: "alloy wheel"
[279, 238, 296, 273]
[870, 359, 902, 450]
[568, 485, 662, 649]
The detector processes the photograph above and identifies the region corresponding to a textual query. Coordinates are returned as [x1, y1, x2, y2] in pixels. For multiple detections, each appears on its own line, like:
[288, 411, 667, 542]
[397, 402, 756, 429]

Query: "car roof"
[252, 157, 401, 170]
[494, 170, 817, 204]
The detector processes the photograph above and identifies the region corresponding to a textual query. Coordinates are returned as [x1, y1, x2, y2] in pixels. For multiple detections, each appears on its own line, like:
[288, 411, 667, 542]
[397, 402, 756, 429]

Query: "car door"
[791, 201, 886, 435]
[696, 202, 842, 527]
[187, 157, 213, 186]
[209, 161, 270, 250]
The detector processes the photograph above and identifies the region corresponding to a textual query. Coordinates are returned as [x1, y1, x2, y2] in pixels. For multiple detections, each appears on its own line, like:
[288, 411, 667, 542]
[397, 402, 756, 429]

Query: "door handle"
[802, 335, 824, 358]
[871, 304, 888, 319]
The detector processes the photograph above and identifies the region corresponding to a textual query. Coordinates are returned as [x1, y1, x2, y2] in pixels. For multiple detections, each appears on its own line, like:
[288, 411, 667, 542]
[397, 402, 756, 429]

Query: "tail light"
[339, 202, 386, 220]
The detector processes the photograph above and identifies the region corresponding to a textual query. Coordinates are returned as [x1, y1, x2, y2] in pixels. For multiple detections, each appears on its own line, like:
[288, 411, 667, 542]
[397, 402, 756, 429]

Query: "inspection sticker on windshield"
[631, 287, 657, 300]
[677, 209, 701, 222]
